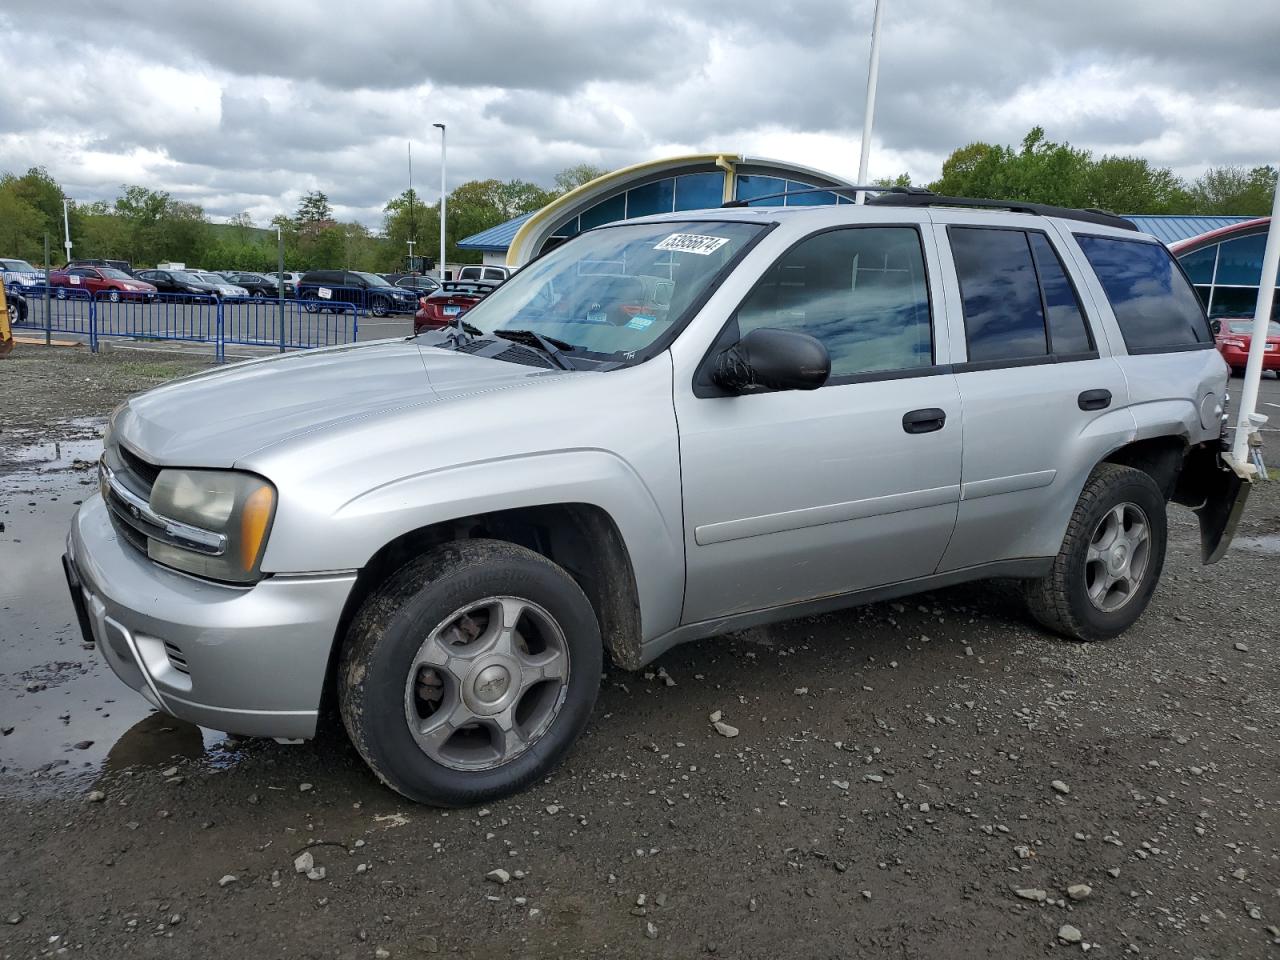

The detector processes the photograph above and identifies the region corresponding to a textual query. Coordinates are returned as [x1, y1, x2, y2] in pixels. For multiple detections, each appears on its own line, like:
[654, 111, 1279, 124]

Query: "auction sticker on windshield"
[654, 234, 731, 255]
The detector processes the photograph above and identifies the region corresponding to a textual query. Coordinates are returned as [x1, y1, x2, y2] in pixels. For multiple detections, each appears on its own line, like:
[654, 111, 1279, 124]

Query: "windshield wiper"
[492, 328, 577, 370]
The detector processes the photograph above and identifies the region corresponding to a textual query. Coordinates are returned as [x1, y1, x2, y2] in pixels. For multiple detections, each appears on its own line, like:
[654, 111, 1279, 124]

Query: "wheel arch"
[320, 501, 643, 720]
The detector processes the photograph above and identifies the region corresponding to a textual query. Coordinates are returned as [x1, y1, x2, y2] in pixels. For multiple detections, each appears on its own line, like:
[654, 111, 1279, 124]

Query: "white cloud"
[0, 0, 1276, 227]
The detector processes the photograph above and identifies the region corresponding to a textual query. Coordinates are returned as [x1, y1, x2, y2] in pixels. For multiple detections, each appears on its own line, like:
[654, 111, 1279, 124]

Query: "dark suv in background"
[297, 270, 419, 317]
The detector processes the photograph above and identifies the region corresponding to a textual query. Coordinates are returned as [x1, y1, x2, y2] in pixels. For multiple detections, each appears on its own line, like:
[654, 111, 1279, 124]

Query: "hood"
[113, 339, 570, 467]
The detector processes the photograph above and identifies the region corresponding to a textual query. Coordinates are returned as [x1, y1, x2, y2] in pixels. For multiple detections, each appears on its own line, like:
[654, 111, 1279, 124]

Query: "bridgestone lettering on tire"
[1025, 464, 1168, 642]
[338, 539, 602, 806]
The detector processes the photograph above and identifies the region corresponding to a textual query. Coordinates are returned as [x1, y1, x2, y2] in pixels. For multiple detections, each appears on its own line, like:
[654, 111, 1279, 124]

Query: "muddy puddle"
[1, 425, 237, 794]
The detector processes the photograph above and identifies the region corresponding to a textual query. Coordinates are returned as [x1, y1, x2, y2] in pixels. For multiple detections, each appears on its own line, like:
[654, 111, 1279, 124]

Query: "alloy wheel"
[403, 596, 571, 772]
[1085, 502, 1151, 613]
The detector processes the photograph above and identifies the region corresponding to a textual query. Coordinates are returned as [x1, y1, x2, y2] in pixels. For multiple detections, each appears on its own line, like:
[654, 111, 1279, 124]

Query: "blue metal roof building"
[1124, 215, 1255, 245]
[456, 211, 536, 254]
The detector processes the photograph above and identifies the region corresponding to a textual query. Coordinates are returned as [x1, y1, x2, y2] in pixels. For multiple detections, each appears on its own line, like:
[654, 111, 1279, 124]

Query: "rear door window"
[949, 227, 1048, 362]
[950, 227, 1096, 363]
[1028, 233, 1092, 355]
[1076, 235, 1211, 351]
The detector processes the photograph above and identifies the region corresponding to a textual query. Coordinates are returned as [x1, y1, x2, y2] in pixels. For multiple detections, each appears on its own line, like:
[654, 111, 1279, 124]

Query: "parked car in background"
[5, 288, 26, 328]
[218, 271, 280, 298]
[68, 258, 135, 276]
[1, 257, 46, 297]
[48, 266, 157, 301]
[297, 270, 419, 317]
[134, 269, 223, 297]
[1212, 318, 1280, 374]
[265, 271, 304, 297]
[456, 265, 512, 283]
[413, 280, 499, 332]
[394, 274, 441, 296]
[188, 271, 248, 298]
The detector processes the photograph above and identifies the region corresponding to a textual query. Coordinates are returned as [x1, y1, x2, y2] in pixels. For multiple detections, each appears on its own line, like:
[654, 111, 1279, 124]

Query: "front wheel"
[108, 290, 121, 303]
[339, 539, 602, 806]
[1024, 464, 1167, 642]
[370, 296, 390, 318]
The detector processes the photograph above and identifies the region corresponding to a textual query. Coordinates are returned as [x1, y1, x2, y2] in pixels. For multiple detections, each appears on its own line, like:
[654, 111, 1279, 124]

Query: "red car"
[1213, 318, 1280, 374]
[414, 280, 499, 333]
[48, 266, 157, 302]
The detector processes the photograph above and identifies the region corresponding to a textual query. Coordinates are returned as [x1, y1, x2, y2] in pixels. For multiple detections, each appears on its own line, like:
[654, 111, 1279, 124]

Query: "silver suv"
[63, 192, 1248, 805]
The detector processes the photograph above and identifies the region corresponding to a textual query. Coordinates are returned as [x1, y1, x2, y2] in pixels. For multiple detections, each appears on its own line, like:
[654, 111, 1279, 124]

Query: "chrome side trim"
[960, 469, 1058, 501]
[100, 460, 228, 556]
[693, 483, 962, 546]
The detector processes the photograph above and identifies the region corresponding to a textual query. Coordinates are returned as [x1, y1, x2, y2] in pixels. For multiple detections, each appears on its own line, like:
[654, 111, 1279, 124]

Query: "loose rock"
[1067, 884, 1092, 901]
[1051, 780, 1071, 795]
[1058, 924, 1083, 944]
[218, 875, 238, 888]
[486, 868, 511, 885]
[712, 720, 739, 738]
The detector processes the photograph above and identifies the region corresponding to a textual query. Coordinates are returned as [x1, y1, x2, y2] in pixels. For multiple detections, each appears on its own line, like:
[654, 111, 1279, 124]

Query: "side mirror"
[1209, 319, 1222, 335]
[712, 327, 831, 394]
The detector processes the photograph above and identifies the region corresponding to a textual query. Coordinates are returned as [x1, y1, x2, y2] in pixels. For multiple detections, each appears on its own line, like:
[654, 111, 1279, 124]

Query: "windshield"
[101, 268, 132, 280]
[354, 271, 394, 287]
[1, 259, 37, 272]
[1226, 319, 1280, 336]
[171, 272, 203, 283]
[195, 272, 227, 284]
[456, 220, 763, 359]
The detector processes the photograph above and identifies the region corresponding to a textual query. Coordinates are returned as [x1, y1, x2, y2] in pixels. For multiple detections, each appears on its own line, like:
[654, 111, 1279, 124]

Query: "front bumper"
[66, 494, 356, 739]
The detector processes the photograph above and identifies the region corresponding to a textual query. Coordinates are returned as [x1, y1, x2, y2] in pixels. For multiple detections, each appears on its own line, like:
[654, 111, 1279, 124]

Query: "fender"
[261, 447, 686, 642]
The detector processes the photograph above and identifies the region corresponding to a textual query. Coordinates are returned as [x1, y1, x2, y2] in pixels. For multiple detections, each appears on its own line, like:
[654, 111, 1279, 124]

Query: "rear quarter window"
[1076, 235, 1211, 352]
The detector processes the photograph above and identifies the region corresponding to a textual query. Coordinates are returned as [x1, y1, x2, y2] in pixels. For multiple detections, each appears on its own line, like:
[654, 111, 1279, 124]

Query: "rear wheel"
[339, 539, 602, 806]
[1024, 464, 1167, 641]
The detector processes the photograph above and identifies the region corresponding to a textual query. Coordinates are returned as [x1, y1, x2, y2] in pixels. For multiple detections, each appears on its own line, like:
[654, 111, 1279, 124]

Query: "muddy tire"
[1024, 464, 1167, 642]
[338, 539, 602, 806]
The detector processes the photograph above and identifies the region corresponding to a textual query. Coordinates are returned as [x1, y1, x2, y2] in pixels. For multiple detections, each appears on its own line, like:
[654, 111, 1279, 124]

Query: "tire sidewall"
[343, 547, 602, 805]
[1061, 472, 1167, 638]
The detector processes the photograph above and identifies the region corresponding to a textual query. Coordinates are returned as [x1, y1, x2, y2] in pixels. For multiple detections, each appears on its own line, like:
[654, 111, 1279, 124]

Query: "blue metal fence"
[11, 287, 363, 360]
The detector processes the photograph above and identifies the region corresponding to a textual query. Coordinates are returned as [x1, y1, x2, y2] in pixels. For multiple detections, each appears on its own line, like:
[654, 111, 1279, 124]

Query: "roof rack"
[865, 191, 1136, 231]
[722, 185, 924, 207]
[724, 185, 1136, 232]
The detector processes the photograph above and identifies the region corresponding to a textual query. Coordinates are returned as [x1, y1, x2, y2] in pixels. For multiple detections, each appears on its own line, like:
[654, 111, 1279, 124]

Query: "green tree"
[554, 163, 608, 194]
[1189, 165, 1277, 216]
[296, 190, 333, 224]
[0, 188, 45, 261]
[872, 173, 913, 189]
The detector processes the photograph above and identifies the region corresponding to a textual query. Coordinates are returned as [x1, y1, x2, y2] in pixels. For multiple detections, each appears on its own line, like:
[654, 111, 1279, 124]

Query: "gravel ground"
[2, 346, 1278, 959]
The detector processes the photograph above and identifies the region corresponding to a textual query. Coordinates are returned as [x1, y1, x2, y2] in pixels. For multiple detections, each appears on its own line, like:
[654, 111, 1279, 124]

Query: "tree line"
[878, 126, 1275, 215]
[1, 131, 1275, 271]
[0, 163, 608, 272]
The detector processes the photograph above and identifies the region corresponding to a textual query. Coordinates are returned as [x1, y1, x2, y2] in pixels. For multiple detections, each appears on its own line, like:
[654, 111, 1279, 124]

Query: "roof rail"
[723, 184, 1136, 232]
[721, 185, 927, 207]
[866, 191, 1136, 231]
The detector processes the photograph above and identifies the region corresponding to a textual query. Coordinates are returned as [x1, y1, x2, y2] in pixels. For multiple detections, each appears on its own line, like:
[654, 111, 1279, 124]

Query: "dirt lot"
[2, 345, 1278, 959]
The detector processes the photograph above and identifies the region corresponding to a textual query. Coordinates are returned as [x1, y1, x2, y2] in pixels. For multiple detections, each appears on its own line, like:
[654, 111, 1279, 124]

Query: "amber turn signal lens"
[239, 484, 275, 571]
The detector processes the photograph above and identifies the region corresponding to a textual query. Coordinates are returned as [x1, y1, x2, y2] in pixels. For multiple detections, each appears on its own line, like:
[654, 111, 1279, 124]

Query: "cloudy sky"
[1, 0, 1277, 228]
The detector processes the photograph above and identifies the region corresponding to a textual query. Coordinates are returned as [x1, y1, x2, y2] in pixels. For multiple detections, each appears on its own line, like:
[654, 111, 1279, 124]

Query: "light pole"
[855, 0, 885, 203]
[407, 239, 416, 271]
[434, 122, 446, 280]
[61, 198, 73, 264]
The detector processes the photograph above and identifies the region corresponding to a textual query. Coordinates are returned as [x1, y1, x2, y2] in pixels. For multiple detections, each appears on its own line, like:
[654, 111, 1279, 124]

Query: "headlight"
[147, 469, 276, 583]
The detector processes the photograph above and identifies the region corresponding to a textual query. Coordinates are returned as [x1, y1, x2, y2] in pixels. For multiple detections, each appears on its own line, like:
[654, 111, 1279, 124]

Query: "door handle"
[1078, 389, 1112, 411]
[902, 408, 947, 434]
